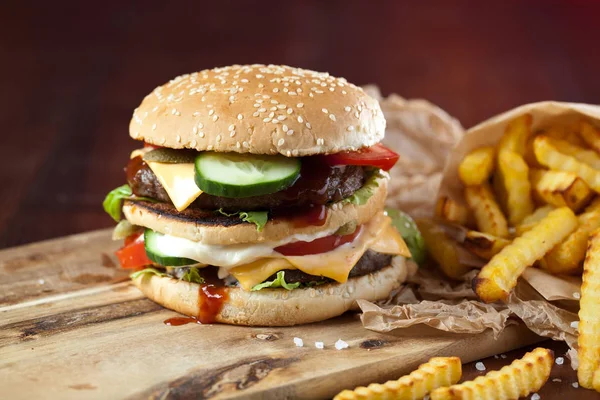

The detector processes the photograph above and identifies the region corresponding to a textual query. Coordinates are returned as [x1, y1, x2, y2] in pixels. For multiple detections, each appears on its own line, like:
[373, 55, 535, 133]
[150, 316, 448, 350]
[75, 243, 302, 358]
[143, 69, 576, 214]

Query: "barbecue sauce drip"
[272, 204, 328, 228]
[164, 316, 198, 326]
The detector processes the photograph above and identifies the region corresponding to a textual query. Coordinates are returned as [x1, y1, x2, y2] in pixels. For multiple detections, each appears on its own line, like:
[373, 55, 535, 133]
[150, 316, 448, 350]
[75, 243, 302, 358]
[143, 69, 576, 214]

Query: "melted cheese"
[146, 162, 203, 211]
[228, 214, 411, 290]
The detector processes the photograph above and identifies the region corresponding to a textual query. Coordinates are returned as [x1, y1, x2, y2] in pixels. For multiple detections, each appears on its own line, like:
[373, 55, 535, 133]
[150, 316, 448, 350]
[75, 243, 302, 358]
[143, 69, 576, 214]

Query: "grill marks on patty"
[127, 156, 366, 212]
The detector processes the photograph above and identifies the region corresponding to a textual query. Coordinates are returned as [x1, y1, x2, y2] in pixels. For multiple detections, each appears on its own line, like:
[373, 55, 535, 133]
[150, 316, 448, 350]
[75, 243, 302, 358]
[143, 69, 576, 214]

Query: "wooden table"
[1, 1, 598, 397]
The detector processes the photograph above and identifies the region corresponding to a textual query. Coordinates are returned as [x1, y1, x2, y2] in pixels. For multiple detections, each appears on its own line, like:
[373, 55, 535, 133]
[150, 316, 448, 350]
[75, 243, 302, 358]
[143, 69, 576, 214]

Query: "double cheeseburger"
[104, 64, 419, 326]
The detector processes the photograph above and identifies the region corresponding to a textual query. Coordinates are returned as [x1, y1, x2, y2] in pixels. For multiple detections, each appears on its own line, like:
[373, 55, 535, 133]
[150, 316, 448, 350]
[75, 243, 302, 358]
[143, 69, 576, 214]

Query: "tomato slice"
[321, 143, 399, 171]
[116, 232, 153, 269]
[275, 226, 363, 256]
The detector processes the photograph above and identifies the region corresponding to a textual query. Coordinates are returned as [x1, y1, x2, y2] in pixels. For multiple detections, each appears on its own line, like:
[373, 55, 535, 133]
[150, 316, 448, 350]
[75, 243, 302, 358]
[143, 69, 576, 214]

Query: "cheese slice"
[229, 214, 410, 290]
[146, 162, 203, 211]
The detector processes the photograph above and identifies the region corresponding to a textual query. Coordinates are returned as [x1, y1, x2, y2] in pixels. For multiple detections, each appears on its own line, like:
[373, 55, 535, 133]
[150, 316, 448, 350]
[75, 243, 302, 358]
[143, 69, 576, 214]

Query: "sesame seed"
[209, 109, 215, 116]
[193, 111, 200, 117]
[316, 138, 324, 146]
[342, 90, 347, 95]
[297, 103, 304, 108]
[198, 122, 204, 128]
[258, 83, 264, 88]
[272, 119, 279, 124]
[216, 134, 221, 142]
[230, 131, 236, 137]
[207, 145, 213, 150]
[270, 106, 277, 111]
[347, 126, 355, 131]
[253, 112, 260, 117]
[176, 135, 181, 143]
[292, 149, 299, 156]
[160, 138, 166, 144]
[282, 125, 288, 132]
[322, 108, 328, 114]
[344, 106, 351, 112]
[273, 88, 279, 93]
[277, 104, 286, 109]
[296, 116, 303, 123]
[354, 111, 360, 118]
[213, 115, 219, 121]
[243, 141, 250, 148]
[193, 127, 198, 134]
[278, 138, 285, 146]
[228, 124, 235, 131]
[238, 114, 243, 120]
[236, 141, 241, 148]
[199, 131, 205, 138]
[269, 112, 275, 118]
[329, 87, 335, 92]
[287, 130, 294, 136]
[286, 150, 291, 156]
[263, 118, 272, 123]
[190, 139, 197, 147]
[254, 103, 260, 108]
[152, 124, 157, 131]
[259, 108, 266, 113]
[277, 115, 286, 121]
[329, 114, 336, 121]
[306, 122, 312, 129]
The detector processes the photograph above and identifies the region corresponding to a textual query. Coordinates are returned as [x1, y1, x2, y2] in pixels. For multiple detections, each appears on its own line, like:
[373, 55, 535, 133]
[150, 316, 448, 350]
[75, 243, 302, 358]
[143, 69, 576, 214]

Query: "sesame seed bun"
[122, 174, 388, 245]
[130, 64, 385, 156]
[131, 256, 408, 326]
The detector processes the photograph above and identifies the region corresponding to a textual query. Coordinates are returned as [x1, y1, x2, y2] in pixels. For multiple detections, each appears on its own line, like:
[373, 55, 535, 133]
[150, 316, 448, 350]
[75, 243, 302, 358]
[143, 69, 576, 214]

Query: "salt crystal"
[293, 337, 303, 347]
[500, 354, 507, 359]
[552, 378, 562, 383]
[531, 393, 540, 400]
[572, 382, 579, 388]
[38, 279, 45, 285]
[556, 357, 564, 365]
[573, 292, 581, 299]
[475, 362, 486, 371]
[570, 321, 579, 329]
[335, 339, 349, 350]
[315, 341, 324, 349]
[494, 355, 499, 359]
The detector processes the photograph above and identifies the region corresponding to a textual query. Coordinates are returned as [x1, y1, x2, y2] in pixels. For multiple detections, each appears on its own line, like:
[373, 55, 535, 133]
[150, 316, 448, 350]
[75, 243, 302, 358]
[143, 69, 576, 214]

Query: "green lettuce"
[129, 268, 169, 280]
[386, 207, 426, 266]
[341, 169, 385, 206]
[103, 184, 155, 222]
[216, 209, 268, 231]
[251, 271, 300, 291]
[181, 267, 205, 284]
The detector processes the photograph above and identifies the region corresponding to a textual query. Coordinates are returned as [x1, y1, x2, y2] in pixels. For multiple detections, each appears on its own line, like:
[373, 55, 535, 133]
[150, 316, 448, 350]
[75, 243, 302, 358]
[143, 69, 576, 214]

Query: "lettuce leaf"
[181, 267, 205, 284]
[251, 271, 300, 291]
[129, 268, 169, 280]
[103, 184, 155, 222]
[216, 209, 268, 231]
[341, 169, 384, 206]
[386, 207, 426, 266]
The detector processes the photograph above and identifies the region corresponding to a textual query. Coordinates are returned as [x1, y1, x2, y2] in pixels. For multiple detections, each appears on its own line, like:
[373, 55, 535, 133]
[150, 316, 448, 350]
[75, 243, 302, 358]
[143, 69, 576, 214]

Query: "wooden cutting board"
[0, 229, 542, 400]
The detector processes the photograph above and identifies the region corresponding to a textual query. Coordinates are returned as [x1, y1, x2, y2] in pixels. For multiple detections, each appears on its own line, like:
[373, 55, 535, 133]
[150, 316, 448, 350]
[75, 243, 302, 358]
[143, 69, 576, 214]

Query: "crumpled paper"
[360, 95, 590, 368]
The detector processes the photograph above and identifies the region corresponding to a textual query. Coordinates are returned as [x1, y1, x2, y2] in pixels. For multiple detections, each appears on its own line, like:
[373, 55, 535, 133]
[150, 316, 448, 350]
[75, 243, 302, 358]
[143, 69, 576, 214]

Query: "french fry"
[473, 207, 578, 303]
[497, 114, 532, 155]
[577, 229, 600, 389]
[497, 151, 534, 225]
[580, 120, 600, 154]
[464, 184, 509, 238]
[541, 198, 600, 275]
[430, 348, 553, 400]
[416, 218, 472, 279]
[545, 136, 600, 170]
[534, 135, 600, 192]
[334, 357, 462, 400]
[531, 169, 594, 212]
[463, 231, 510, 261]
[435, 196, 470, 226]
[458, 147, 495, 186]
[593, 368, 600, 393]
[514, 205, 554, 236]
[543, 125, 587, 147]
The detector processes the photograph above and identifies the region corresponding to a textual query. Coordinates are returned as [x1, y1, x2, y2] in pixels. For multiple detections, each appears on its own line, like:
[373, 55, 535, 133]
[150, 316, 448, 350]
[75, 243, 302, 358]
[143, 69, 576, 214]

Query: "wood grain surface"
[0, 229, 544, 399]
[2, 1, 599, 397]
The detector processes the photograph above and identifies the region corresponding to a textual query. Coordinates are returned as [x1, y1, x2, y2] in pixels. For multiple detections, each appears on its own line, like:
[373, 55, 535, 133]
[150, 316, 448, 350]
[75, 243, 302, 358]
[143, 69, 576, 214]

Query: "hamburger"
[104, 64, 421, 326]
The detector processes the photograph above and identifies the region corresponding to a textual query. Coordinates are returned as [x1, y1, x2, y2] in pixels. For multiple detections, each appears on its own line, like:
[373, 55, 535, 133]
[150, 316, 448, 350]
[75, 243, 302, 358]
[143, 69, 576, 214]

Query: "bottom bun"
[132, 256, 408, 326]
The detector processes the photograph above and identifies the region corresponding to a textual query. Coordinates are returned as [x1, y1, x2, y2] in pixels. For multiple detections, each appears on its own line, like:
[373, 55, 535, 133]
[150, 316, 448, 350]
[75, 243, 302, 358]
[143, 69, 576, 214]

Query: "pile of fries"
[335, 348, 554, 400]
[420, 114, 600, 391]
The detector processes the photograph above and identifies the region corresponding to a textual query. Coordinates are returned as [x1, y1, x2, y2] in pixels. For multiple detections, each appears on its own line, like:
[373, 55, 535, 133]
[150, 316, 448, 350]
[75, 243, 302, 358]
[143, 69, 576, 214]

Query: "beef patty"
[167, 250, 392, 286]
[127, 156, 366, 211]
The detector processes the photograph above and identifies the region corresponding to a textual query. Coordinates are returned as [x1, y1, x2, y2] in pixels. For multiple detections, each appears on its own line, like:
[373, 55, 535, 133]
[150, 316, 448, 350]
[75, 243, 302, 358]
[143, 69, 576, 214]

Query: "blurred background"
[1, 0, 599, 248]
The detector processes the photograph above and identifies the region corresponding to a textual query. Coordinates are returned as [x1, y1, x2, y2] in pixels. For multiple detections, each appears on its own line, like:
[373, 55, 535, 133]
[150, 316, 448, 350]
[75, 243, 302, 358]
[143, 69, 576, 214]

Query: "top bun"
[130, 64, 385, 156]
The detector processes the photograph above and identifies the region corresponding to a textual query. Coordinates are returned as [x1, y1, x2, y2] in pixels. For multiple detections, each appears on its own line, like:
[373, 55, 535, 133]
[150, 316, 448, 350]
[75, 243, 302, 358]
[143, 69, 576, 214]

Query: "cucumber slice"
[144, 229, 197, 266]
[194, 152, 301, 198]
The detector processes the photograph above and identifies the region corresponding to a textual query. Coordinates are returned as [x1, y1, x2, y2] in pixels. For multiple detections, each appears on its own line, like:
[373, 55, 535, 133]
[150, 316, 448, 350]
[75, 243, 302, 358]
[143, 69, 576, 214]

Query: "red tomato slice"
[116, 232, 153, 269]
[321, 143, 399, 171]
[275, 226, 363, 256]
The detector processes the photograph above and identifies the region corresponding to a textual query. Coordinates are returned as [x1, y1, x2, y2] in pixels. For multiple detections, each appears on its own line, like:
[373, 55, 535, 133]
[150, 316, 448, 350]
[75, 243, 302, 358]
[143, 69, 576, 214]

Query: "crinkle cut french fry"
[497, 150, 534, 225]
[580, 120, 600, 155]
[532, 169, 594, 212]
[334, 357, 462, 400]
[534, 135, 600, 192]
[473, 207, 578, 303]
[458, 147, 495, 186]
[463, 231, 510, 261]
[415, 218, 472, 279]
[545, 136, 600, 170]
[577, 229, 600, 389]
[464, 184, 509, 239]
[497, 114, 532, 155]
[515, 205, 554, 236]
[435, 196, 470, 226]
[541, 198, 600, 275]
[593, 367, 600, 393]
[430, 348, 553, 400]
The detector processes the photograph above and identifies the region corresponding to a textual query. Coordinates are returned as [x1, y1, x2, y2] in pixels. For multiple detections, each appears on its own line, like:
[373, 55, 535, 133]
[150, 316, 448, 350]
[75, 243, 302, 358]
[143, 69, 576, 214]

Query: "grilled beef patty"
[167, 250, 393, 287]
[126, 156, 366, 212]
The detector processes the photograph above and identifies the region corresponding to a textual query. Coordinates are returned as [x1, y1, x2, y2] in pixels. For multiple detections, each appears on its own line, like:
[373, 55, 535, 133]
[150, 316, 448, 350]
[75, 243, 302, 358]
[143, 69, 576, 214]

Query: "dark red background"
[1, 1, 598, 397]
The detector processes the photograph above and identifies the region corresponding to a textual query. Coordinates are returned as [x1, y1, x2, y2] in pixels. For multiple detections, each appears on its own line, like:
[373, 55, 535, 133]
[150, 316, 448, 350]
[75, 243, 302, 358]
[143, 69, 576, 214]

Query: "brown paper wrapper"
[360, 98, 594, 368]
